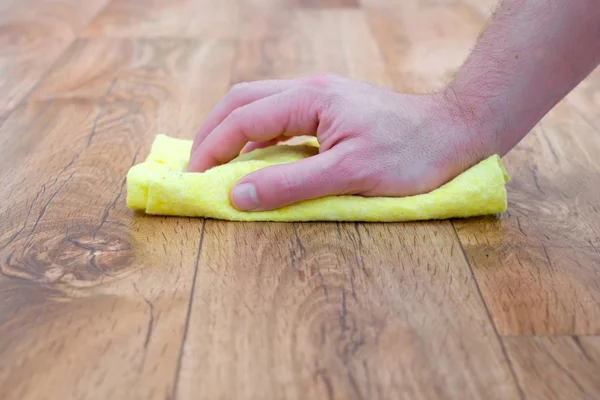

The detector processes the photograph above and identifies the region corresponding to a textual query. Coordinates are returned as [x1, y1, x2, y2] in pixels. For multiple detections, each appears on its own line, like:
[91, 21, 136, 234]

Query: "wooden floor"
[1, 0, 599, 399]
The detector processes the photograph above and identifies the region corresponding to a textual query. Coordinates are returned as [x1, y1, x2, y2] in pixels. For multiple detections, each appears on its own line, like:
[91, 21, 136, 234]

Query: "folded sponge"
[126, 134, 509, 222]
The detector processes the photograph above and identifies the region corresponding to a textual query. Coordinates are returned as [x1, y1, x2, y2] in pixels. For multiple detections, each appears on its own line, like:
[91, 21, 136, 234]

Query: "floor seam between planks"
[171, 218, 207, 400]
[450, 221, 526, 400]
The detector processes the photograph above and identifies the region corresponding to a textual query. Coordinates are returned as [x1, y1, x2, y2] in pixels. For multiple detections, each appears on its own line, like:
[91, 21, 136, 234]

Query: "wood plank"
[5, 1, 596, 398]
[362, 0, 492, 92]
[504, 336, 600, 400]
[84, 0, 242, 38]
[362, 0, 600, 337]
[30, 37, 236, 139]
[0, 98, 200, 400]
[0, 0, 110, 118]
[176, 8, 519, 400]
[454, 96, 600, 335]
[0, 39, 236, 399]
[565, 68, 600, 132]
[177, 222, 520, 399]
[232, 8, 389, 86]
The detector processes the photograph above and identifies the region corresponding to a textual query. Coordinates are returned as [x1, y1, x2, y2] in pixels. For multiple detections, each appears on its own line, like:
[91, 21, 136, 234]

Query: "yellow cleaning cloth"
[126, 134, 509, 222]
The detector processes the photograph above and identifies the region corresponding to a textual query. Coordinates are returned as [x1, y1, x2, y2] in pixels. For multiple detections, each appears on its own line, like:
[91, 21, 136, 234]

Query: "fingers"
[240, 137, 286, 154]
[230, 150, 353, 211]
[187, 87, 321, 172]
[191, 79, 297, 153]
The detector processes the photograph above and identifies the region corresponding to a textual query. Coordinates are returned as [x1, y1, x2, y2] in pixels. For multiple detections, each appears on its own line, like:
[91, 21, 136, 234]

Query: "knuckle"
[303, 73, 340, 89]
[299, 81, 342, 114]
[319, 91, 341, 112]
[278, 171, 297, 200]
[319, 72, 341, 81]
[224, 107, 248, 133]
[226, 82, 250, 101]
[227, 106, 246, 122]
[230, 82, 249, 93]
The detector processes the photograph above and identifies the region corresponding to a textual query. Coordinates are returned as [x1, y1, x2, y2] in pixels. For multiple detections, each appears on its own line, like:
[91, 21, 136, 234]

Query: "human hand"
[187, 74, 492, 211]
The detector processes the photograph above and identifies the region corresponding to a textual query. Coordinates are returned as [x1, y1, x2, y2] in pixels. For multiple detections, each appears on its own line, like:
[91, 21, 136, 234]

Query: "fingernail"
[232, 183, 260, 210]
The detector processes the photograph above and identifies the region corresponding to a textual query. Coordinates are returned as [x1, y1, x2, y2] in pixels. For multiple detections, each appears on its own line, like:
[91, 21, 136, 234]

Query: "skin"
[188, 0, 600, 212]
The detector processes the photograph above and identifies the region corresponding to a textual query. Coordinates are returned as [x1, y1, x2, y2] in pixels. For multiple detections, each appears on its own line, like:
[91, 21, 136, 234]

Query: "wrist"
[407, 91, 500, 185]
[438, 84, 508, 160]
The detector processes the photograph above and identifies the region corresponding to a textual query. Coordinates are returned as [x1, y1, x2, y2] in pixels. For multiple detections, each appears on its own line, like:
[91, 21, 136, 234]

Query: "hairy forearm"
[446, 0, 600, 157]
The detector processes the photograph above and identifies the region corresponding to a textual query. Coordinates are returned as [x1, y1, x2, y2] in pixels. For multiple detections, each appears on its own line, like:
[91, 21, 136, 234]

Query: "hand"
[187, 74, 491, 211]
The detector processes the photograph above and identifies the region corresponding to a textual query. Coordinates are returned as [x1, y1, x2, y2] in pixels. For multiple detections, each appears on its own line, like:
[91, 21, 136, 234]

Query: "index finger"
[187, 87, 322, 172]
[191, 79, 298, 153]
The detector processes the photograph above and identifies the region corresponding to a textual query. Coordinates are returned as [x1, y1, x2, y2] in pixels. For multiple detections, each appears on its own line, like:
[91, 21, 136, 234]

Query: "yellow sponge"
[126, 134, 509, 222]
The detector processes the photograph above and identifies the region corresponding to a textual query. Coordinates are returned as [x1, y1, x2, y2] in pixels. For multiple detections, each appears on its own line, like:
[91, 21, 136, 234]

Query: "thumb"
[230, 151, 351, 211]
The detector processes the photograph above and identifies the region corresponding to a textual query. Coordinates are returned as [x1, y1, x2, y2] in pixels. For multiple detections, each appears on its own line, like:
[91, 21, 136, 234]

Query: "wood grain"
[1, 0, 599, 399]
[176, 7, 519, 400]
[362, 0, 491, 92]
[84, 0, 242, 38]
[0, 102, 56, 175]
[0, 0, 110, 118]
[30, 37, 236, 138]
[232, 9, 389, 86]
[0, 98, 202, 400]
[0, 37, 235, 399]
[454, 97, 600, 335]
[177, 222, 520, 400]
[565, 68, 600, 132]
[504, 336, 600, 399]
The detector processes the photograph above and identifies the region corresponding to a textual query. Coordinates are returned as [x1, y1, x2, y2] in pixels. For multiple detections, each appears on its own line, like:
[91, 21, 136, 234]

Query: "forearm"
[446, 0, 600, 157]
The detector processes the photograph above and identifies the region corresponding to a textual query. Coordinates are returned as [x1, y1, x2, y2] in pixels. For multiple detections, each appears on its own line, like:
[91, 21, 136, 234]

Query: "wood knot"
[2, 225, 134, 288]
